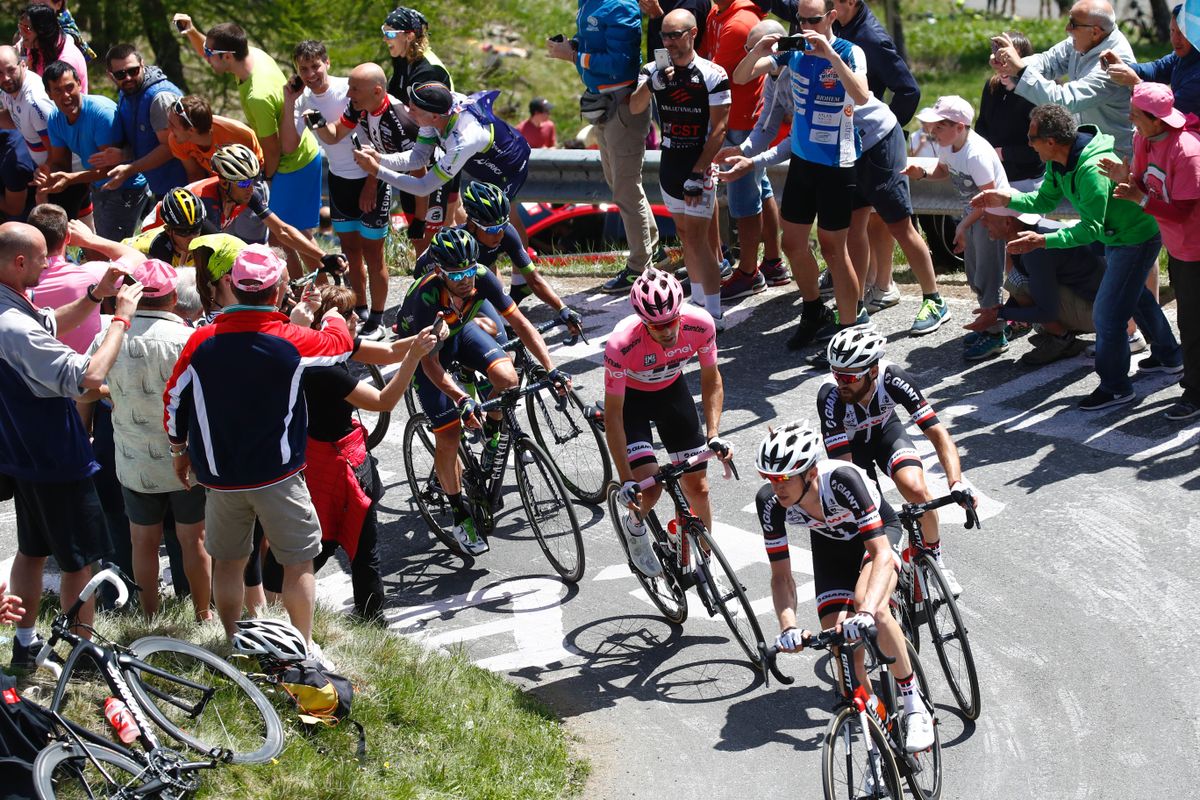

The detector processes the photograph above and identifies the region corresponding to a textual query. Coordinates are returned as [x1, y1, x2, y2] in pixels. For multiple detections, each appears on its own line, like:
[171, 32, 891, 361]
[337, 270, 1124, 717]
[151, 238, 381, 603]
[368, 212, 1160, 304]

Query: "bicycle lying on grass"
[25, 565, 283, 798]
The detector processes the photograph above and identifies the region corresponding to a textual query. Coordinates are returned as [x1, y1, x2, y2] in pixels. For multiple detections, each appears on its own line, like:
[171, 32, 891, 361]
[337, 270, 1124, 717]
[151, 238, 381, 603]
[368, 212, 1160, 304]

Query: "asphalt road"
[3, 275, 1198, 799]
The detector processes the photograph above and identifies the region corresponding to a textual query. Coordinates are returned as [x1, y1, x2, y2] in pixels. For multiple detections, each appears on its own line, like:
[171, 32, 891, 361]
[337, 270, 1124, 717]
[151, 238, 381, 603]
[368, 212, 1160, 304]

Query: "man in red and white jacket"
[164, 245, 352, 648]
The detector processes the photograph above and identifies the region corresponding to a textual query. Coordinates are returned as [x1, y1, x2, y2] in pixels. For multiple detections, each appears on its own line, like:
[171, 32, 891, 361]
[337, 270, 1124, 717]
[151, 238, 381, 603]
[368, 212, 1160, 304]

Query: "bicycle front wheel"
[919, 553, 981, 720]
[879, 640, 942, 800]
[125, 636, 284, 765]
[347, 361, 391, 450]
[402, 412, 467, 555]
[606, 485, 687, 624]
[821, 706, 904, 800]
[525, 386, 611, 504]
[514, 437, 586, 582]
[33, 742, 152, 800]
[694, 527, 767, 669]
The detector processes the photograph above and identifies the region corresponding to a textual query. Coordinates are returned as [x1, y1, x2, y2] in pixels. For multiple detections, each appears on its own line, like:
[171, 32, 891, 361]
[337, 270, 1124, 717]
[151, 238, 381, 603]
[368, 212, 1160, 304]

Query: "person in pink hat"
[164, 244, 353, 650]
[82, 257, 212, 620]
[1100, 82, 1200, 421]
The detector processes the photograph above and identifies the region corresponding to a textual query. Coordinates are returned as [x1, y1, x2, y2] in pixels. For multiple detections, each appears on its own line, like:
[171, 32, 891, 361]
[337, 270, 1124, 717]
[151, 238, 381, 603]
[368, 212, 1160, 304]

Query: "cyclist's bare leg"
[434, 423, 464, 495]
[819, 606, 868, 693]
[679, 467, 713, 533]
[484, 357, 519, 429]
[854, 556, 911, 680]
[213, 556, 251, 637]
[891, 464, 940, 546]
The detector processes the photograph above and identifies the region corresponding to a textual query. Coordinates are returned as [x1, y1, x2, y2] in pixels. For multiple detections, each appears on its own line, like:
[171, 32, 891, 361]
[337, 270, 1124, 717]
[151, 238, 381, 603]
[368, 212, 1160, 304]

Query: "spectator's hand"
[358, 179, 378, 214]
[901, 162, 930, 180]
[102, 163, 134, 191]
[1113, 180, 1146, 205]
[33, 163, 52, 185]
[95, 265, 129, 298]
[952, 221, 968, 254]
[288, 287, 317, 326]
[172, 13, 194, 34]
[545, 38, 575, 62]
[410, 325, 441, 358]
[639, 0, 664, 17]
[320, 307, 345, 326]
[66, 218, 94, 249]
[964, 305, 1001, 333]
[970, 188, 1013, 210]
[352, 146, 381, 177]
[1100, 50, 1139, 85]
[88, 146, 126, 170]
[113, 280, 143, 319]
[719, 154, 754, 182]
[1098, 155, 1130, 185]
[989, 35, 1025, 76]
[803, 31, 835, 61]
[752, 32, 782, 55]
[715, 145, 741, 164]
[1006, 229, 1046, 255]
[173, 449, 192, 489]
[282, 79, 303, 105]
[0, 581, 25, 625]
[41, 172, 70, 194]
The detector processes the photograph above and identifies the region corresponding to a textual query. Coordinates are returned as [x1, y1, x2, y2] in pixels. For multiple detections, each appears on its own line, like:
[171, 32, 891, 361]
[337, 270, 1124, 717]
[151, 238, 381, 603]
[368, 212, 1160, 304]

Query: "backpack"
[0, 677, 57, 800]
[263, 659, 366, 762]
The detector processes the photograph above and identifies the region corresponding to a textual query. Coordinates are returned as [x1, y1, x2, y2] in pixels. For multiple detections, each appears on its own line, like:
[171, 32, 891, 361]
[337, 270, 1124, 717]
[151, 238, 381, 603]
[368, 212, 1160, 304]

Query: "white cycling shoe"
[622, 512, 662, 578]
[904, 707, 935, 753]
[938, 565, 963, 598]
[452, 522, 490, 556]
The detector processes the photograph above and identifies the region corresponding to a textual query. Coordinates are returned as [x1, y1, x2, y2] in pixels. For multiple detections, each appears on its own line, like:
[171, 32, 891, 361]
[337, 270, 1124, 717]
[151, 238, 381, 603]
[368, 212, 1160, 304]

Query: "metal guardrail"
[521, 149, 1077, 218]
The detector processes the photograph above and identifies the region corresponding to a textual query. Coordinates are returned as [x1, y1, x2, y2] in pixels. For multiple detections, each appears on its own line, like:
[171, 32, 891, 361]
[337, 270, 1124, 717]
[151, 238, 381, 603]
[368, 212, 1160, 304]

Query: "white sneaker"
[904, 707, 935, 753]
[452, 521, 490, 555]
[622, 512, 662, 578]
[713, 313, 726, 334]
[1128, 330, 1147, 354]
[307, 640, 336, 671]
[865, 283, 901, 315]
[938, 565, 962, 598]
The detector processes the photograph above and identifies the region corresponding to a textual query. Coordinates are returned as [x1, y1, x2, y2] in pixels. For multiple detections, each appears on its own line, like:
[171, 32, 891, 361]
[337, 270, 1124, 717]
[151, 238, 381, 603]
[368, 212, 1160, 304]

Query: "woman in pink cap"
[1100, 82, 1200, 421]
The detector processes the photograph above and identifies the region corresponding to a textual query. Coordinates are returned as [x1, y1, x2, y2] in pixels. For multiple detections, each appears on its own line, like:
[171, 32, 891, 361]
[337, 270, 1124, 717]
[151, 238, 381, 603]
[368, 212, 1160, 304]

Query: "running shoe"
[910, 296, 949, 335]
[720, 269, 766, 300]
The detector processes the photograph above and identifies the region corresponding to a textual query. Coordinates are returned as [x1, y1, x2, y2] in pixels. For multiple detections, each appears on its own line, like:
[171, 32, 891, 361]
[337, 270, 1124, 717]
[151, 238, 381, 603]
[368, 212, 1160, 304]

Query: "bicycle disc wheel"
[606, 485, 687, 624]
[346, 361, 391, 450]
[694, 526, 767, 669]
[919, 553, 981, 720]
[525, 386, 611, 505]
[402, 412, 467, 555]
[125, 636, 283, 765]
[33, 742, 151, 800]
[513, 437, 586, 582]
[821, 706, 904, 800]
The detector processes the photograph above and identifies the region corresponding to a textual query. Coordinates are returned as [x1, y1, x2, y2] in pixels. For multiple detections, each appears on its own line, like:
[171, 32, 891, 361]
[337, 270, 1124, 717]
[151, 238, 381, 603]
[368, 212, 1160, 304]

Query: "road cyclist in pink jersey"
[603, 268, 733, 578]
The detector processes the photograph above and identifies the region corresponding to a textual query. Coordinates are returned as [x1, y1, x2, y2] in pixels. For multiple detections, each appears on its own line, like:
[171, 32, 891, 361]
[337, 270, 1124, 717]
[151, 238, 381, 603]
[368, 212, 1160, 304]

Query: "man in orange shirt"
[166, 94, 264, 182]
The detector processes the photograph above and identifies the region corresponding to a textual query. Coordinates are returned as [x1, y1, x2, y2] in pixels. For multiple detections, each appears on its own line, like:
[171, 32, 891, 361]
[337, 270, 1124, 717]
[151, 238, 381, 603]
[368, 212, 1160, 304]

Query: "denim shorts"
[723, 129, 774, 219]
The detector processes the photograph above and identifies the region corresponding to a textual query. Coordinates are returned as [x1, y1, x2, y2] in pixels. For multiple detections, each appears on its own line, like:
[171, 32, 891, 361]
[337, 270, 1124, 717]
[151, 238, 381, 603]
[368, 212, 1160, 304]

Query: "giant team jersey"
[603, 305, 718, 395]
[815, 359, 940, 458]
[757, 460, 886, 553]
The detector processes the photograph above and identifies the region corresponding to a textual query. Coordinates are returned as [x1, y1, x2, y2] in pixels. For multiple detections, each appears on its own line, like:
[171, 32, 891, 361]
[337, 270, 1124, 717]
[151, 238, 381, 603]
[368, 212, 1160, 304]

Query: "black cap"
[409, 81, 454, 115]
[529, 97, 552, 114]
[384, 7, 428, 31]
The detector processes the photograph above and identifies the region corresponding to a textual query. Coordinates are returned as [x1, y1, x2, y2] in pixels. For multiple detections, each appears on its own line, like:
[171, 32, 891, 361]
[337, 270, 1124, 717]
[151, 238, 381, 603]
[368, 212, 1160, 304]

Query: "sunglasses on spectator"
[381, 26, 404, 39]
[759, 472, 797, 485]
[645, 317, 680, 332]
[471, 220, 507, 235]
[797, 15, 826, 23]
[109, 65, 141, 80]
[660, 29, 690, 40]
[172, 99, 194, 128]
[442, 266, 477, 281]
[1066, 18, 1101, 29]
[203, 46, 234, 58]
[832, 368, 869, 385]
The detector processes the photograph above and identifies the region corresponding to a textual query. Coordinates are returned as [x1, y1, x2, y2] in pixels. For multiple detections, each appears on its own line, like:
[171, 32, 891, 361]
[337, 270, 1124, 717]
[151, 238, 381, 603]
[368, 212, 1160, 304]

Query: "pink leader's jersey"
[603, 305, 718, 395]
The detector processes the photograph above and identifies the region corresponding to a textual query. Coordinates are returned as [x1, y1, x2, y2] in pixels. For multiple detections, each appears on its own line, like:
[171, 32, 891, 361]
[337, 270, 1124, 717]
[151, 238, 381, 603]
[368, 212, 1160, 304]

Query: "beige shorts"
[204, 473, 322, 565]
[1004, 277, 1095, 334]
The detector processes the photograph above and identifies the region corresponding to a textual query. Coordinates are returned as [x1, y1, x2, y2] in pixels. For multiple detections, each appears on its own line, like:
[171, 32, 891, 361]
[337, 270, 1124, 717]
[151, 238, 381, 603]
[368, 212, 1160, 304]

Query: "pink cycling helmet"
[630, 268, 684, 325]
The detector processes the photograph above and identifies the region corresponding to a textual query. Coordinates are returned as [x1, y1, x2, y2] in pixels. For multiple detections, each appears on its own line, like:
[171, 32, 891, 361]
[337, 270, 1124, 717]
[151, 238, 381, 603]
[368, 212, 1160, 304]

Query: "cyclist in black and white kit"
[755, 421, 934, 754]
[818, 327, 975, 594]
[629, 9, 730, 329]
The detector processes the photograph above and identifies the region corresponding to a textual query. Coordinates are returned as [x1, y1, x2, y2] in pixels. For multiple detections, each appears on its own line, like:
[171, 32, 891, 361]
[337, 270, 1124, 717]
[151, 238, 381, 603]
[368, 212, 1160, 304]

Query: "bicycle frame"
[896, 495, 981, 627]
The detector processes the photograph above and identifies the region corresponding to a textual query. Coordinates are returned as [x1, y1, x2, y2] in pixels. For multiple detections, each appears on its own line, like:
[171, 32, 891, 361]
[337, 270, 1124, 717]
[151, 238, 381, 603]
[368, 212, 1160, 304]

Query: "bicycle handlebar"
[35, 563, 139, 676]
[79, 564, 131, 610]
[632, 446, 739, 491]
[900, 491, 981, 531]
[759, 623, 895, 688]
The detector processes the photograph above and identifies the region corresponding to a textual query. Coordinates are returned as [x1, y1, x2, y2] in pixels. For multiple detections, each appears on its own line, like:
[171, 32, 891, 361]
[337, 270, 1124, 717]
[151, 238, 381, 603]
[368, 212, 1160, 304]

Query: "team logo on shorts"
[426, 206, 444, 223]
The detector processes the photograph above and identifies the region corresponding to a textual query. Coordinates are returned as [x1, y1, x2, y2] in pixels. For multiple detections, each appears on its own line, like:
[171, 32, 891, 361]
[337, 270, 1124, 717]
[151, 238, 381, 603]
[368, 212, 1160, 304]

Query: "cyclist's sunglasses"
[759, 472, 796, 485]
[832, 368, 869, 385]
[442, 266, 477, 281]
[172, 99, 193, 129]
[471, 220, 506, 235]
[203, 45, 234, 58]
[167, 224, 202, 237]
[225, 178, 255, 189]
[645, 316, 680, 332]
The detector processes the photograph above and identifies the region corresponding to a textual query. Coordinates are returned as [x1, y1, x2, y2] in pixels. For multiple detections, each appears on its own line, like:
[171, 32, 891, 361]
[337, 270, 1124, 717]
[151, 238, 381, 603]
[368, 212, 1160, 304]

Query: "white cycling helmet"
[231, 618, 307, 663]
[756, 420, 822, 478]
[211, 143, 262, 182]
[827, 327, 885, 371]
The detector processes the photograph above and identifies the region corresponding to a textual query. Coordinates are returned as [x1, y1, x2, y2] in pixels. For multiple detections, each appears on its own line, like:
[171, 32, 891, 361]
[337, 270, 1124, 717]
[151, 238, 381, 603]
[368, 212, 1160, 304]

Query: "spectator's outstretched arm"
[172, 14, 208, 62]
[751, 0, 799, 25]
[66, 219, 145, 264]
[875, 40, 921, 126]
[1130, 51, 1175, 84]
[1016, 63, 1127, 113]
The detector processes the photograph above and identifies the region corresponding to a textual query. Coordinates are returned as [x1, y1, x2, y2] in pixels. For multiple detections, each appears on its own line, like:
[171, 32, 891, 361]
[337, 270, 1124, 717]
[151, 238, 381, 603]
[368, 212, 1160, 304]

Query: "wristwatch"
[86, 283, 102, 303]
[169, 442, 188, 457]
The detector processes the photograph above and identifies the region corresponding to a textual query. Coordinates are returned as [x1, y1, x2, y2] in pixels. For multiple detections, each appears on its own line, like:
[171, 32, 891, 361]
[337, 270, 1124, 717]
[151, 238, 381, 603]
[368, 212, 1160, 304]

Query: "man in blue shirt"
[734, 0, 869, 350]
[1101, 4, 1199, 116]
[547, 0, 660, 294]
[37, 60, 150, 241]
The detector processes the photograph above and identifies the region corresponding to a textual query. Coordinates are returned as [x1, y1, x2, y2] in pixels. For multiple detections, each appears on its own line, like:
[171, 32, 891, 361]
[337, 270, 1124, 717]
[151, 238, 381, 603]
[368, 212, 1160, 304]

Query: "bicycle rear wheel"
[607, 486, 687, 624]
[513, 437, 586, 582]
[124, 637, 283, 765]
[33, 742, 153, 800]
[346, 361, 391, 450]
[919, 553, 981, 720]
[693, 526, 767, 669]
[821, 706, 904, 800]
[525, 386, 611, 505]
[402, 412, 468, 555]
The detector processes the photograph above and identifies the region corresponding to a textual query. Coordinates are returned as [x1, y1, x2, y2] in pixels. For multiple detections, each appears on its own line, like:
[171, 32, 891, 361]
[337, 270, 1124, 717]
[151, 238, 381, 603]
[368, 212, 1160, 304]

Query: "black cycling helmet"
[409, 82, 453, 115]
[161, 187, 206, 231]
[428, 228, 479, 272]
[462, 181, 510, 227]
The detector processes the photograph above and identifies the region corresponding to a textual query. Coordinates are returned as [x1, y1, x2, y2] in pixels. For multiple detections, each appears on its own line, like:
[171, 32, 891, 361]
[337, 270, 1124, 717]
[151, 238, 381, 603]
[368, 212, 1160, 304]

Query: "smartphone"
[549, 33, 566, 43]
[303, 109, 324, 129]
[288, 74, 303, 93]
[776, 34, 811, 51]
[990, 39, 1002, 57]
[122, 273, 138, 287]
[431, 314, 448, 352]
[654, 48, 671, 72]
[351, 132, 362, 151]
[174, 19, 188, 32]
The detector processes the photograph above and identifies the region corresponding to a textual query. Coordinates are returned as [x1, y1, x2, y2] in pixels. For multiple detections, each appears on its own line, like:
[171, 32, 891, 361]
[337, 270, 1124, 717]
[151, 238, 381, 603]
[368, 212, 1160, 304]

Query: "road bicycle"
[606, 448, 769, 669]
[25, 565, 283, 798]
[893, 494, 982, 720]
[403, 371, 586, 582]
[763, 624, 941, 800]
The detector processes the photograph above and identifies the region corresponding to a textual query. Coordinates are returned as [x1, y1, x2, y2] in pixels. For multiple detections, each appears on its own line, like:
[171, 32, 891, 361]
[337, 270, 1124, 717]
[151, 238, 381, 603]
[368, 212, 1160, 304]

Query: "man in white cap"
[164, 244, 353, 651]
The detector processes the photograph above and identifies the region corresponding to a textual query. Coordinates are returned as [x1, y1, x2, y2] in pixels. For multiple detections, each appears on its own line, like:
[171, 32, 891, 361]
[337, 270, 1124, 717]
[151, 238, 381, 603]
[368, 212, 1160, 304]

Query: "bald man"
[0, 221, 142, 667]
[991, 0, 1135, 158]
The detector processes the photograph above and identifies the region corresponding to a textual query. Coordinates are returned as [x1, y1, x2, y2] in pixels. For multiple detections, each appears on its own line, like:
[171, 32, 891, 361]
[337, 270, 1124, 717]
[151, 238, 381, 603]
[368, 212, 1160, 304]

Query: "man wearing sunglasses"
[397, 229, 569, 556]
[754, 420, 934, 754]
[97, 44, 188, 202]
[990, 0, 1135, 159]
[121, 187, 216, 269]
[816, 327, 974, 596]
[166, 95, 264, 182]
[604, 267, 730, 578]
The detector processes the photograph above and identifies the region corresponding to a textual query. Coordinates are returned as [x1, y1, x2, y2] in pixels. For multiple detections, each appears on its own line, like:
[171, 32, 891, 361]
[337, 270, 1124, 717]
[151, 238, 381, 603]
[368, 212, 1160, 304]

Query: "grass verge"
[5, 598, 587, 800]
